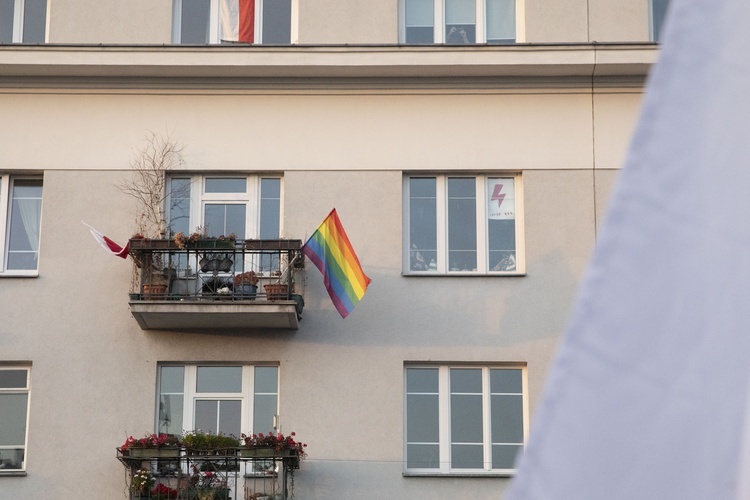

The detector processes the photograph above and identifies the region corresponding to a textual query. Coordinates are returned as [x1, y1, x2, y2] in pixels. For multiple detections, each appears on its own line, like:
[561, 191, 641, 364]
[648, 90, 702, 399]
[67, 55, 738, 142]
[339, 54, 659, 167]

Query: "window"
[167, 175, 281, 240]
[405, 365, 526, 474]
[0, 175, 43, 274]
[0, 0, 47, 44]
[403, 174, 523, 274]
[173, 0, 293, 44]
[650, 0, 670, 42]
[157, 364, 279, 436]
[400, 0, 518, 44]
[0, 366, 30, 473]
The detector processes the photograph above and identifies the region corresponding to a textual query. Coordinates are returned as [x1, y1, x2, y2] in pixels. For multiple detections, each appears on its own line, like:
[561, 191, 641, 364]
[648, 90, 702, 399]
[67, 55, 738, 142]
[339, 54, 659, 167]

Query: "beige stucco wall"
[589, 0, 651, 42]
[298, 0, 398, 44]
[0, 86, 640, 173]
[48, 0, 173, 44]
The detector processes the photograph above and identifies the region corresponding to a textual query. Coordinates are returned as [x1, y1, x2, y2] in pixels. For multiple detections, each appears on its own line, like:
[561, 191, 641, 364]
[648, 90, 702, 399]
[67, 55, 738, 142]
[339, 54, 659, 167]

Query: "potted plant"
[150, 483, 179, 500]
[130, 469, 155, 499]
[182, 431, 240, 456]
[239, 431, 307, 467]
[119, 433, 181, 459]
[234, 271, 259, 299]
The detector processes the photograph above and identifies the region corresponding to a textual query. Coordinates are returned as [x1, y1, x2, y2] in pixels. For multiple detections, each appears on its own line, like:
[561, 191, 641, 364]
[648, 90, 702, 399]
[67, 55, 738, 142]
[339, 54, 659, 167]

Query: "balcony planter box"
[186, 448, 238, 457]
[127, 446, 181, 459]
[264, 284, 289, 301]
[238, 447, 294, 458]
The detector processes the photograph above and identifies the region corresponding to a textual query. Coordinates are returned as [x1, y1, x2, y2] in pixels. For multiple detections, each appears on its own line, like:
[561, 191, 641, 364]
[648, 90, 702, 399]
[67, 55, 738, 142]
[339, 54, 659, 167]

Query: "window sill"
[0, 272, 38, 278]
[403, 471, 514, 478]
[0, 471, 27, 477]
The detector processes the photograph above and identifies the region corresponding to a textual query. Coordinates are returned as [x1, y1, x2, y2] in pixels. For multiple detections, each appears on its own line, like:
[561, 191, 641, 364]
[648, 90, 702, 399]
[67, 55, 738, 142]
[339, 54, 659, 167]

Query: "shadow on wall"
[293, 249, 580, 349]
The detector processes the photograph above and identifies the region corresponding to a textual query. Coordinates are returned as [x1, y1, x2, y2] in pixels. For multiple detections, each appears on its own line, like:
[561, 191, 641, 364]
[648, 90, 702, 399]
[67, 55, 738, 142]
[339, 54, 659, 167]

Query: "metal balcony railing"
[129, 238, 303, 302]
[117, 448, 301, 499]
[127, 239, 305, 331]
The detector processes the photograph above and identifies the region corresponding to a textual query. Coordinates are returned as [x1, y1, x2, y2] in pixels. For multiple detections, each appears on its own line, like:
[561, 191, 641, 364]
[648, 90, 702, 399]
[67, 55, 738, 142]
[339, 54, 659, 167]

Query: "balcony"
[128, 239, 304, 331]
[117, 448, 300, 499]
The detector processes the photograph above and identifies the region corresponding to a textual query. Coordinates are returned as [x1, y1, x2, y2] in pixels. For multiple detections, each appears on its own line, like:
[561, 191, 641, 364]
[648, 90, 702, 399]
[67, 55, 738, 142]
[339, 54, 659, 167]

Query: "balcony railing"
[117, 448, 300, 499]
[128, 239, 304, 331]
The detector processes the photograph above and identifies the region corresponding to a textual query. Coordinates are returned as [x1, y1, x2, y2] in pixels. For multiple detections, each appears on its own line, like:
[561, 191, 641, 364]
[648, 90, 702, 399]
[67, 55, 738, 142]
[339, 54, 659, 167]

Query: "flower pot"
[236, 284, 257, 299]
[264, 284, 288, 301]
[142, 283, 168, 300]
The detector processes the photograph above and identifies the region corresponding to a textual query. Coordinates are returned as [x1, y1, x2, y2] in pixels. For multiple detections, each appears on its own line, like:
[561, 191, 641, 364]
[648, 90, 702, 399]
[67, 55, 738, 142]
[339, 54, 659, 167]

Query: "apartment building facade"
[1, 0, 666, 498]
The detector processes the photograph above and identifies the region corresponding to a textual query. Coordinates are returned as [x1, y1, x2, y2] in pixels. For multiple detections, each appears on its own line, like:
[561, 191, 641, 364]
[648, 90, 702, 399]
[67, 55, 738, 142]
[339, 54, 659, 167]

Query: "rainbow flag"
[302, 209, 371, 318]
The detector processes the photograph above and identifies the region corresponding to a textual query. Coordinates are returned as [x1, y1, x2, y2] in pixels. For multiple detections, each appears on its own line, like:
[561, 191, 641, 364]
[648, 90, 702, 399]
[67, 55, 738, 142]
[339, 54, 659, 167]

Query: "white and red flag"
[82, 222, 129, 259]
[220, 0, 255, 43]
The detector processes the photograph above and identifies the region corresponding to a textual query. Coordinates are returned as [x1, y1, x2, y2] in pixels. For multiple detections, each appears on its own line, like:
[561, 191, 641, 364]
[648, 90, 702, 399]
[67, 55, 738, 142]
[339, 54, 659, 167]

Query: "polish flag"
[83, 222, 129, 259]
[220, 0, 255, 43]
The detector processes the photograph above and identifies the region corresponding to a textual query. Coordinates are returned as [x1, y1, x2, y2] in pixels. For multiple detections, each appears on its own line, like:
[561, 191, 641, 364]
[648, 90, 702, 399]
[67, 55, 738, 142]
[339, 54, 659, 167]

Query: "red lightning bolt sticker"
[491, 184, 506, 207]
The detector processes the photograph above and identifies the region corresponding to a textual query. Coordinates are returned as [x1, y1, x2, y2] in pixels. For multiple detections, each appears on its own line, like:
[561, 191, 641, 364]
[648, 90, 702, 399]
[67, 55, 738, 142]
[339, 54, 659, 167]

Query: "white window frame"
[172, 0, 298, 44]
[398, 0, 525, 44]
[156, 364, 280, 436]
[166, 174, 283, 240]
[402, 173, 525, 275]
[3, 0, 49, 43]
[0, 364, 31, 474]
[404, 364, 528, 476]
[0, 174, 43, 276]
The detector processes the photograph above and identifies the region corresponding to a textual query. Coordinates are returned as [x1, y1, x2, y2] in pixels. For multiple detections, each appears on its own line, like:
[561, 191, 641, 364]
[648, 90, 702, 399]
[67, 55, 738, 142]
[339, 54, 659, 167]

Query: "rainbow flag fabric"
[302, 209, 371, 318]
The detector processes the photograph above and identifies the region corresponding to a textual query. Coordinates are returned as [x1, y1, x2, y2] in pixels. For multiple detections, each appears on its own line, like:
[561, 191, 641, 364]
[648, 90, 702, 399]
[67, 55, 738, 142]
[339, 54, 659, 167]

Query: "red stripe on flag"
[239, 0, 254, 43]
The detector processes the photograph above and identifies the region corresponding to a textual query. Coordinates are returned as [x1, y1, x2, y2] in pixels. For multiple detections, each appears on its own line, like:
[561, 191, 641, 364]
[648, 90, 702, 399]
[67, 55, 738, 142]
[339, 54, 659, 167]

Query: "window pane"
[487, 178, 516, 271]
[451, 394, 483, 443]
[7, 179, 43, 271]
[259, 178, 281, 239]
[253, 394, 277, 434]
[409, 178, 437, 271]
[169, 178, 191, 235]
[407, 443, 439, 469]
[492, 444, 522, 469]
[446, 0, 475, 44]
[448, 178, 477, 271]
[196, 366, 242, 393]
[652, 0, 670, 41]
[219, 400, 242, 436]
[22, 0, 46, 43]
[445, 0, 475, 23]
[451, 443, 483, 469]
[195, 400, 219, 433]
[204, 204, 246, 238]
[406, 26, 434, 44]
[0, 449, 24, 470]
[205, 177, 247, 193]
[406, 0, 434, 43]
[486, 0, 514, 43]
[490, 368, 522, 393]
[0, 370, 27, 389]
[254, 366, 278, 394]
[450, 368, 481, 393]
[0, 0, 14, 43]
[158, 394, 184, 435]
[0, 394, 28, 446]
[181, 0, 210, 44]
[262, 0, 291, 44]
[491, 394, 524, 442]
[407, 394, 439, 443]
[406, 367, 438, 393]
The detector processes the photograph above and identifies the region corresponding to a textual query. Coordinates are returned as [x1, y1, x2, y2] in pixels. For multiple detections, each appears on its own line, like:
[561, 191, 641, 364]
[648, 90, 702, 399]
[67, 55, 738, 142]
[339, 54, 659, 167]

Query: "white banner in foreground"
[507, 0, 750, 499]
